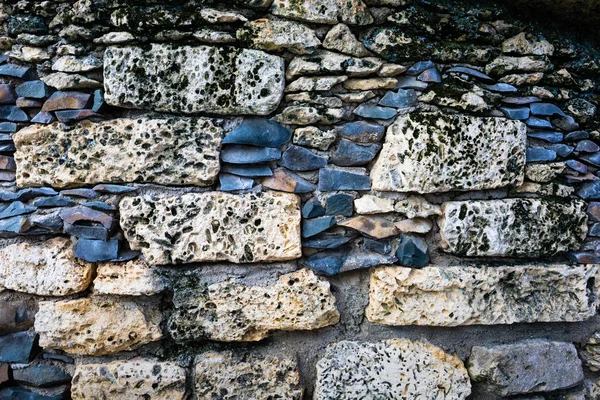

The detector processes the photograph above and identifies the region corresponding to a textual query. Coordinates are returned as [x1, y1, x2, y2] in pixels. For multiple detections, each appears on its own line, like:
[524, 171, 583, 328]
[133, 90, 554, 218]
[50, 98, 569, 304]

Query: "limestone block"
[14, 117, 223, 188]
[286, 50, 382, 80]
[525, 162, 565, 182]
[367, 265, 600, 326]
[71, 359, 186, 400]
[271, 0, 373, 25]
[104, 44, 284, 115]
[0, 238, 93, 296]
[35, 297, 163, 355]
[315, 339, 471, 399]
[168, 268, 339, 342]
[238, 18, 321, 54]
[119, 191, 302, 265]
[370, 113, 526, 193]
[439, 198, 587, 257]
[94, 259, 167, 296]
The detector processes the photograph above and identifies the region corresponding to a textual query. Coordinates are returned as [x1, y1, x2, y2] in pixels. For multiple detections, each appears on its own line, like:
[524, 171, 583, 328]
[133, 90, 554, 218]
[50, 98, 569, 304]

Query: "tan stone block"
[94, 259, 167, 296]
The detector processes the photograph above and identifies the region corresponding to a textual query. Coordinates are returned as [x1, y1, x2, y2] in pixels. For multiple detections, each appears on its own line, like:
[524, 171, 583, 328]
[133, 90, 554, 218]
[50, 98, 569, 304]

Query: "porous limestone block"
[315, 339, 471, 399]
[34, 297, 163, 355]
[71, 359, 186, 400]
[371, 113, 526, 193]
[439, 198, 587, 257]
[119, 191, 302, 265]
[94, 259, 167, 296]
[194, 351, 303, 399]
[104, 44, 285, 115]
[367, 265, 600, 326]
[0, 237, 93, 296]
[168, 268, 339, 342]
[14, 117, 223, 188]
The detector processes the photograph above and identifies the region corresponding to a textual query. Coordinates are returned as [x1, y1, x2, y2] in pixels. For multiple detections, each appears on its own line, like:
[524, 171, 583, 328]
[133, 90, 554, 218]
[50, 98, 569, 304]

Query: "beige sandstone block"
[94, 259, 167, 296]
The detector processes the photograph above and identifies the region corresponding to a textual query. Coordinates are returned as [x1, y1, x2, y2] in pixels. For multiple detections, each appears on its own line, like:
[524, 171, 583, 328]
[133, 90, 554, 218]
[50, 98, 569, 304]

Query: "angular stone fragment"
[286, 50, 382, 80]
[502, 33, 554, 56]
[262, 168, 316, 193]
[367, 265, 600, 326]
[120, 191, 301, 264]
[42, 72, 102, 90]
[439, 198, 587, 257]
[0, 238, 93, 296]
[273, 106, 343, 125]
[238, 18, 321, 54]
[194, 352, 302, 399]
[371, 113, 527, 193]
[34, 297, 163, 355]
[41, 91, 91, 112]
[486, 55, 552, 76]
[315, 339, 471, 399]
[168, 268, 339, 342]
[323, 23, 370, 57]
[285, 76, 347, 92]
[52, 55, 102, 72]
[581, 331, 600, 371]
[354, 194, 395, 214]
[94, 259, 167, 296]
[270, 0, 337, 24]
[12, 364, 71, 387]
[104, 44, 284, 115]
[293, 127, 336, 150]
[14, 117, 223, 188]
[339, 216, 399, 239]
[319, 168, 371, 191]
[0, 331, 37, 363]
[71, 359, 186, 400]
[222, 118, 291, 147]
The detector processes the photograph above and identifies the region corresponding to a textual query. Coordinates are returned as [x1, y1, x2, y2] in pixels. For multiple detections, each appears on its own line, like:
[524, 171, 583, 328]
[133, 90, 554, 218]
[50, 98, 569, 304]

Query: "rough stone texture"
[194, 351, 303, 399]
[94, 259, 167, 296]
[581, 331, 600, 372]
[439, 198, 587, 257]
[371, 113, 526, 193]
[168, 268, 340, 342]
[14, 117, 223, 188]
[120, 191, 302, 265]
[104, 44, 285, 115]
[35, 297, 163, 355]
[315, 339, 471, 399]
[0, 237, 93, 296]
[238, 18, 321, 55]
[367, 265, 600, 326]
[71, 359, 186, 400]
[468, 341, 584, 396]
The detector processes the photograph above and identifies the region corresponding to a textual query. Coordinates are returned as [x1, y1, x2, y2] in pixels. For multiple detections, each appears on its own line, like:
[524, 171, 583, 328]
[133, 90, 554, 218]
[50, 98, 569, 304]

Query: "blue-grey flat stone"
[64, 223, 109, 240]
[60, 188, 99, 199]
[32, 214, 63, 233]
[221, 145, 281, 164]
[331, 139, 381, 167]
[55, 109, 100, 123]
[92, 184, 137, 194]
[326, 193, 353, 217]
[302, 233, 356, 249]
[527, 131, 563, 143]
[281, 145, 327, 171]
[552, 115, 579, 131]
[33, 196, 76, 208]
[565, 131, 589, 141]
[12, 364, 71, 387]
[261, 168, 316, 193]
[499, 107, 530, 120]
[417, 67, 441, 83]
[111, 249, 141, 262]
[222, 118, 291, 147]
[575, 140, 600, 153]
[589, 223, 600, 237]
[530, 103, 566, 117]
[0, 64, 35, 80]
[0, 387, 65, 400]
[547, 144, 574, 157]
[395, 76, 429, 90]
[16, 80, 52, 99]
[526, 147, 557, 162]
[502, 96, 541, 105]
[0, 105, 28, 122]
[318, 168, 371, 191]
[0, 134, 12, 142]
[566, 160, 587, 173]
[302, 245, 395, 276]
[526, 117, 553, 129]
[336, 121, 385, 143]
[74, 239, 119, 262]
[0, 331, 36, 363]
[353, 104, 397, 120]
[395, 235, 430, 267]
[92, 89, 104, 112]
[0, 201, 36, 220]
[220, 164, 273, 177]
[302, 198, 326, 219]
[406, 60, 435, 75]
[219, 173, 254, 191]
[580, 153, 600, 167]
[0, 143, 15, 152]
[0, 122, 17, 133]
[378, 89, 417, 108]
[43, 353, 74, 363]
[302, 216, 336, 238]
[447, 66, 493, 82]
[481, 83, 518, 92]
[31, 111, 56, 124]
[578, 181, 600, 200]
[82, 201, 116, 211]
[364, 238, 392, 255]
[0, 215, 30, 233]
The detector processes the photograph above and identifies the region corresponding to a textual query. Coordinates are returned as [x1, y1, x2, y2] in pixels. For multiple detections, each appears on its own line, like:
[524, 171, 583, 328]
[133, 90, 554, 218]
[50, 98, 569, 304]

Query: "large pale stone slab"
[168, 268, 339, 342]
[194, 351, 302, 399]
[104, 44, 284, 115]
[14, 117, 223, 188]
[439, 198, 587, 257]
[94, 259, 167, 296]
[315, 339, 471, 399]
[119, 191, 302, 265]
[0, 238, 93, 296]
[367, 265, 600, 326]
[71, 359, 186, 400]
[370, 113, 527, 193]
[35, 297, 163, 355]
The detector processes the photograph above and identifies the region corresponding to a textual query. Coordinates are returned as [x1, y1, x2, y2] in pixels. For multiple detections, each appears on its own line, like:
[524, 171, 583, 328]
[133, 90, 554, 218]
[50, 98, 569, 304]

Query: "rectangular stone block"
[14, 117, 223, 188]
[104, 44, 285, 115]
[367, 265, 600, 326]
[370, 113, 526, 193]
[119, 191, 302, 265]
[439, 198, 587, 257]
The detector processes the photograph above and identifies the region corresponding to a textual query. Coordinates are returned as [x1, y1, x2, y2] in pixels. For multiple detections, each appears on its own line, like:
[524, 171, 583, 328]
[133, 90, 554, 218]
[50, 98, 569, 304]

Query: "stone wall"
[0, 0, 599, 399]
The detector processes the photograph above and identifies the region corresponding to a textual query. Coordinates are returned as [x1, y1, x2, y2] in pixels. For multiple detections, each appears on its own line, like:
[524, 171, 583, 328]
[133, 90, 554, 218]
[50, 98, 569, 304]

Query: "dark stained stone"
[12, 364, 71, 387]
[502, 96, 541, 105]
[395, 235, 430, 267]
[221, 145, 281, 164]
[406, 60, 435, 76]
[261, 168, 316, 193]
[527, 131, 563, 143]
[319, 168, 371, 191]
[64, 223, 109, 240]
[336, 121, 385, 143]
[13, 187, 58, 202]
[395, 76, 429, 90]
[219, 173, 254, 191]
[0, 201, 36, 219]
[42, 353, 74, 364]
[8, 14, 48, 35]
[74, 239, 119, 262]
[378, 89, 417, 108]
[363, 238, 392, 255]
[565, 131, 589, 141]
[418, 68, 441, 83]
[0, 301, 35, 335]
[331, 139, 380, 167]
[55, 109, 101, 123]
[222, 118, 291, 147]
[16, 81, 52, 99]
[0, 56, 7, 65]
[302, 244, 395, 276]
[302, 198, 326, 218]
[353, 104, 397, 120]
[568, 252, 600, 263]
[0, 106, 28, 122]
[0, 331, 37, 363]
[59, 206, 113, 230]
[578, 181, 600, 200]
[0, 387, 65, 400]
[587, 202, 600, 222]
[17, 97, 43, 108]
[221, 164, 273, 177]
[552, 115, 579, 131]
[0, 143, 16, 152]
[92, 89, 105, 112]
[0, 155, 16, 171]
[0, 363, 7, 385]
[481, 83, 518, 92]
[499, 107, 530, 120]
[302, 233, 356, 249]
[575, 140, 600, 153]
[0, 216, 30, 234]
[32, 196, 76, 208]
[447, 66, 493, 82]
[566, 160, 587, 173]
[0, 122, 17, 133]
[41, 91, 92, 112]
[302, 216, 336, 238]
[31, 111, 56, 124]
[31, 213, 63, 233]
[526, 147, 557, 162]
[338, 215, 399, 239]
[0, 84, 17, 105]
[82, 201, 116, 211]
[530, 102, 566, 117]
[0, 64, 36, 80]
[92, 184, 137, 194]
[60, 188, 99, 199]
[281, 145, 328, 171]
[547, 144, 574, 157]
[326, 193, 353, 217]
[525, 117, 553, 129]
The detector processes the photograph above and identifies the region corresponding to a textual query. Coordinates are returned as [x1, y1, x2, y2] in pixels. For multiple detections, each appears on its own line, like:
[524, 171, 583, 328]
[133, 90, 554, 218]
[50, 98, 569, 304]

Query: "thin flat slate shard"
[104, 44, 285, 115]
[119, 191, 302, 265]
[367, 265, 600, 326]
[439, 198, 587, 257]
[14, 117, 223, 188]
[370, 113, 527, 193]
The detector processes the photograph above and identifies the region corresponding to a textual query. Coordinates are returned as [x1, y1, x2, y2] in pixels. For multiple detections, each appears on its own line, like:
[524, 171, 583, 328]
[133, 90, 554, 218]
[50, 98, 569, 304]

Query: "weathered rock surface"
[194, 351, 302, 399]
[94, 259, 167, 296]
[367, 265, 600, 326]
[0, 238, 93, 296]
[120, 191, 301, 264]
[35, 297, 163, 355]
[14, 117, 223, 188]
[581, 331, 600, 372]
[315, 339, 471, 399]
[71, 359, 186, 400]
[104, 44, 284, 115]
[370, 113, 526, 193]
[439, 198, 587, 257]
[168, 268, 339, 342]
[271, 0, 373, 25]
[238, 18, 321, 54]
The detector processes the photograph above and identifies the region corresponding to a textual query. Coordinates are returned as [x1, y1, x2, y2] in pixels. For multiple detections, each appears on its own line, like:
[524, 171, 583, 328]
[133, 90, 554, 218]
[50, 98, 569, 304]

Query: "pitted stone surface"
[14, 117, 223, 188]
[439, 198, 587, 257]
[194, 351, 303, 399]
[367, 265, 600, 326]
[35, 297, 163, 355]
[71, 359, 186, 400]
[119, 191, 302, 264]
[0, 237, 93, 296]
[370, 113, 527, 193]
[315, 339, 471, 399]
[104, 44, 284, 115]
[168, 268, 339, 342]
[94, 259, 167, 296]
